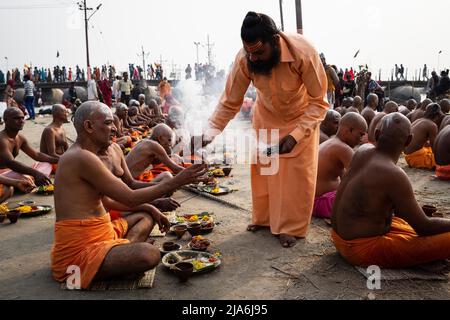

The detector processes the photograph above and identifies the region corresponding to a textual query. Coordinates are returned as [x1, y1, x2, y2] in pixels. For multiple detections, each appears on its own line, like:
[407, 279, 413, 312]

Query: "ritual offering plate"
[169, 213, 215, 234]
[14, 205, 53, 218]
[208, 168, 225, 177]
[160, 243, 182, 256]
[162, 250, 221, 274]
[198, 185, 231, 195]
[36, 184, 55, 195]
[188, 236, 211, 252]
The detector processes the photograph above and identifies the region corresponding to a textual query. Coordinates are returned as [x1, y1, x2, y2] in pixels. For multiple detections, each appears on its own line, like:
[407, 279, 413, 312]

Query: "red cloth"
[98, 80, 112, 107]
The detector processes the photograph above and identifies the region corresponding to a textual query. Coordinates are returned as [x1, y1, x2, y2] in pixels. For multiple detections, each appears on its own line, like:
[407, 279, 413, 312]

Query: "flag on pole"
[439, 50, 442, 54]
[353, 49, 360, 58]
[56, 51, 60, 58]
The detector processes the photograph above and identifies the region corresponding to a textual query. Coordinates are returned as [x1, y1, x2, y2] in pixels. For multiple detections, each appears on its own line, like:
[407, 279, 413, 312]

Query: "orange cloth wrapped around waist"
[404, 147, 436, 169]
[0, 184, 5, 198]
[51, 214, 129, 289]
[436, 165, 450, 181]
[51, 164, 58, 174]
[332, 216, 450, 268]
[151, 163, 172, 175]
[136, 170, 154, 182]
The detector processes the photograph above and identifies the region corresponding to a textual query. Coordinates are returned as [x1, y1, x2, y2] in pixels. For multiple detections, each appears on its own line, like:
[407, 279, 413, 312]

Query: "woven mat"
[355, 261, 450, 281]
[60, 268, 156, 291]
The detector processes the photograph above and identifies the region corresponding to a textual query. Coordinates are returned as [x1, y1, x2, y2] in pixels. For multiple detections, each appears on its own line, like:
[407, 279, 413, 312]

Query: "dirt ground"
[1, 115, 450, 300]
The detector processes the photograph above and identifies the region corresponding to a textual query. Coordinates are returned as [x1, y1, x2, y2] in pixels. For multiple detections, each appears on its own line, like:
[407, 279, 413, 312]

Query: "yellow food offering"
[192, 260, 205, 271]
[202, 215, 210, 221]
[211, 187, 220, 193]
[46, 185, 55, 191]
[176, 217, 186, 223]
[17, 206, 33, 213]
[188, 215, 199, 222]
[0, 203, 8, 214]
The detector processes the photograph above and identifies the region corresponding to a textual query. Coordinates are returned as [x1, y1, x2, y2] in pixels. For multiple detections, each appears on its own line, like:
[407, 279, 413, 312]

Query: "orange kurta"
[332, 217, 450, 268]
[436, 164, 450, 180]
[405, 146, 436, 169]
[208, 32, 328, 237]
[51, 214, 129, 289]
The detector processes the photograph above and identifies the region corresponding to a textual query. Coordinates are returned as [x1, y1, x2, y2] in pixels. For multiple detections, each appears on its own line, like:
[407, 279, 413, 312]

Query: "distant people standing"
[87, 77, 99, 101]
[75, 65, 81, 81]
[395, 64, 399, 80]
[399, 64, 405, 80]
[185, 64, 192, 80]
[423, 64, 428, 81]
[158, 77, 172, 100]
[320, 53, 339, 108]
[435, 70, 450, 97]
[427, 71, 440, 99]
[23, 74, 36, 120]
[23, 75, 35, 120]
[119, 72, 133, 106]
[112, 75, 121, 102]
[343, 73, 356, 98]
[98, 79, 112, 107]
[68, 68, 73, 81]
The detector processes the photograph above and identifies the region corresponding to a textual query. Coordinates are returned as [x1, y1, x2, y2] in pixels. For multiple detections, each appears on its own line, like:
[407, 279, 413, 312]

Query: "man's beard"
[247, 44, 281, 76]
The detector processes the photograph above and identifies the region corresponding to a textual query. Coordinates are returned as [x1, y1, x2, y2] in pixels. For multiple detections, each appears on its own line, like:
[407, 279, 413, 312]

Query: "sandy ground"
[1, 115, 450, 300]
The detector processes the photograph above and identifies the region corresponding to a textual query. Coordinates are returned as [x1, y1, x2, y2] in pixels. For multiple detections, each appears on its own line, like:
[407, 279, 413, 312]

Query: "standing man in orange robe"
[193, 12, 328, 247]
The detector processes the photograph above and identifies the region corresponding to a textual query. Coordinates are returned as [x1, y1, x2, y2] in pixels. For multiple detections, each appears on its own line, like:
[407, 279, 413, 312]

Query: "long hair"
[241, 12, 279, 44]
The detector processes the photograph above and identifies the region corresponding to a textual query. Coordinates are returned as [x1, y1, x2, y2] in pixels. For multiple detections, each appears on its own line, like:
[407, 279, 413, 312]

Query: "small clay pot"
[174, 225, 187, 239]
[7, 210, 20, 224]
[0, 213, 6, 223]
[222, 167, 232, 176]
[162, 241, 179, 252]
[187, 223, 202, 236]
[422, 205, 437, 217]
[174, 262, 194, 283]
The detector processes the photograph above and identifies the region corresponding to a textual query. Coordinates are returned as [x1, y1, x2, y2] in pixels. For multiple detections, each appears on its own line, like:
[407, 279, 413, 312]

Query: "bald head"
[366, 93, 378, 110]
[52, 104, 68, 122]
[337, 112, 368, 147]
[424, 103, 442, 121]
[148, 99, 157, 108]
[3, 106, 24, 121]
[375, 113, 411, 152]
[353, 96, 363, 111]
[398, 105, 411, 116]
[420, 98, 433, 110]
[342, 97, 354, 108]
[321, 110, 341, 137]
[383, 101, 398, 113]
[406, 99, 417, 111]
[439, 99, 450, 114]
[151, 123, 173, 139]
[74, 101, 111, 135]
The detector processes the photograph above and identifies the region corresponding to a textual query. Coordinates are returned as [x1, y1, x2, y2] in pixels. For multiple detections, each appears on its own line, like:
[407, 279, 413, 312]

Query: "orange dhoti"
[136, 170, 155, 182]
[436, 164, 450, 181]
[332, 217, 450, 268]
[51, 214, 129, 289]
[405, 147, 436, 169]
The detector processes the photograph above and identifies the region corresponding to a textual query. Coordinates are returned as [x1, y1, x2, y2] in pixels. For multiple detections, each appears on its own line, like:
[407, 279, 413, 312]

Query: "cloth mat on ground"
[355, 260, 450, 281]
[60, 268, 156, 291]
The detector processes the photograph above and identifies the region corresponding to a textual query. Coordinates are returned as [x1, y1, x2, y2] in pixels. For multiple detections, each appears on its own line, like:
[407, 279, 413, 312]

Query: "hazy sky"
[0, 0, 448, 79]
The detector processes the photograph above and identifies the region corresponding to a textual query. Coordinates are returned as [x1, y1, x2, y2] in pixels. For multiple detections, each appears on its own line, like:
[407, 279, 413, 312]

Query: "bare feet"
[246, 224, 265, 232]
[279, 234, 297, 248]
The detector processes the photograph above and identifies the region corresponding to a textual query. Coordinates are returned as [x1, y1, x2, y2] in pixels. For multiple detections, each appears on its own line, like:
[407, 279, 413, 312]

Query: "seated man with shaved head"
[408, 98, 432, 123]
[361, 93, 378, 128]
[434, 125, 450, 180]
[0, 108, 57, 190]
[332, 113, 450, 268]
[406, 99, 417, 113]
[39, 104, 70, 174]
[314, 113, 367, 218]
[367, 101, 398, 143]
[404, 103, 441, 170]
[320, 110, 341, 144]
[51, 101, 207, 289]
[352, 96, 363, 113]
[125, 123, 187, 182]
